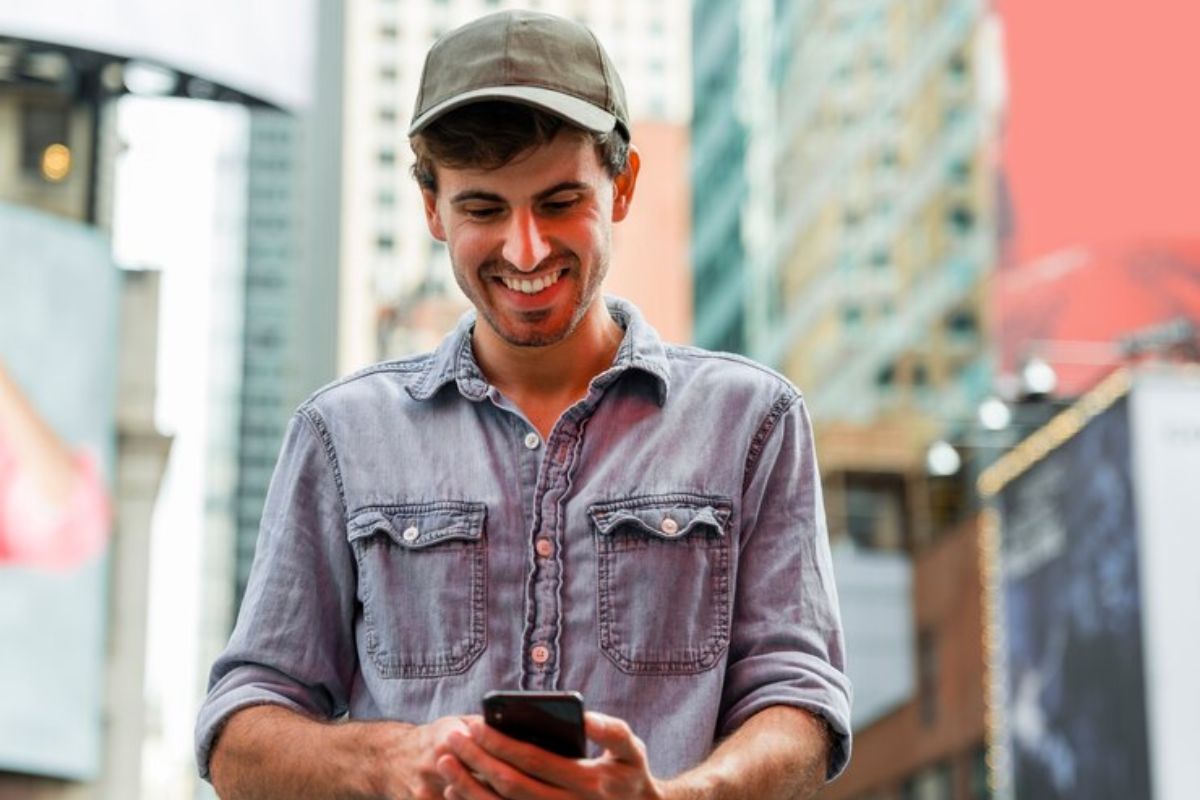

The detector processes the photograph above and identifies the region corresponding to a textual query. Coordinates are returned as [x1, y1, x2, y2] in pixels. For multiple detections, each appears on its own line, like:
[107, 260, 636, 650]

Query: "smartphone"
[482, 690, 586, 758]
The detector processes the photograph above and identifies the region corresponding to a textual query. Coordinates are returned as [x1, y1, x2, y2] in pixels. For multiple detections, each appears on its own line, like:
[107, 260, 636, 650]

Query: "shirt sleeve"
[194, 409, 359, 780]
[718, 391, 853, 780]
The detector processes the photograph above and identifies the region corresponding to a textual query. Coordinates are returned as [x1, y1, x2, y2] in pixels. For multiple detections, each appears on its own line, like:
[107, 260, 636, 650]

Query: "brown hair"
[409, 101, 629, 193]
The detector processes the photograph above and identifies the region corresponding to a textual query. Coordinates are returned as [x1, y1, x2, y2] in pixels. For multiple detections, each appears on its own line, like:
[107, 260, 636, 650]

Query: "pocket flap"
[348, 501, 486, 549]
[588, 495, 731, 541]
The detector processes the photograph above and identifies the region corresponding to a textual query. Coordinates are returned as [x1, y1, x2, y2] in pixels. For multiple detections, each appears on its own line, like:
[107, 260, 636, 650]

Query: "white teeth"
[503, 270, 562, 294]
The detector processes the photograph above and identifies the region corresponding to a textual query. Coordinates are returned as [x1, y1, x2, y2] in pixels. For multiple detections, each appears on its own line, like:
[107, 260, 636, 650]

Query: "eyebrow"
[449, 181, 592, 206]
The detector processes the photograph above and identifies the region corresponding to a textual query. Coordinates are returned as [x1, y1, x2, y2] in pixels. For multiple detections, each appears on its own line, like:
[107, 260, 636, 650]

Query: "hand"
[375, 714, 478, 800]
[437, 711, 666, 800]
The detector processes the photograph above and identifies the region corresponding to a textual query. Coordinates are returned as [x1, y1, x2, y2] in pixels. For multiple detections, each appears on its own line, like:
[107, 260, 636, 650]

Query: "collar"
[406, 296, 671, 405]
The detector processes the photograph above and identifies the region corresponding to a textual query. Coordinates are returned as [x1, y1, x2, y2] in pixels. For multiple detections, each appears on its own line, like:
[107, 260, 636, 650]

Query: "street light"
[926, 440, 963, 477]
[1020, 356, 1058, 397]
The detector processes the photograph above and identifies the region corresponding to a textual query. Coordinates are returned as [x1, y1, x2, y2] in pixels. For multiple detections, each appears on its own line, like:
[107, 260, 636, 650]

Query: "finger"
[438, 753, 500, 800]
[452, 728, 565, 800]
[467, 718, 582, 789]
[583, 712, 647, 766]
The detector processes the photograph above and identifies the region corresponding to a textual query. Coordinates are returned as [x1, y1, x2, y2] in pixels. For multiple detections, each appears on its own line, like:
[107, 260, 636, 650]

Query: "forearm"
[209, 704, 401, 799]
[661, 706, 830, 800]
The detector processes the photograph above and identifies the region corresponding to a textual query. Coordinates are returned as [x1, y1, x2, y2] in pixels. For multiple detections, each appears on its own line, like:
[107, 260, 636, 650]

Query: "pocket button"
[402, 526, 420, 543]
[660, 517, 680, 536]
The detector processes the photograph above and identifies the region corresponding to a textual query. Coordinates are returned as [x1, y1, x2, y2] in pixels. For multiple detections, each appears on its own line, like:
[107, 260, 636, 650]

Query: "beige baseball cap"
[408, 10, 630, 141]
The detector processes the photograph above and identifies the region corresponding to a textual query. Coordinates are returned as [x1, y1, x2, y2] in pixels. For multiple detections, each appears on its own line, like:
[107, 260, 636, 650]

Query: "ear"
[610, 144, 641, 223]
[422, 188, 447, 241]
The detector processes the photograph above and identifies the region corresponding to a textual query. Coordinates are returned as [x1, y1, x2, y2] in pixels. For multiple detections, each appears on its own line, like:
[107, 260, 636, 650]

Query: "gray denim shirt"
[196, 298, 852, 781]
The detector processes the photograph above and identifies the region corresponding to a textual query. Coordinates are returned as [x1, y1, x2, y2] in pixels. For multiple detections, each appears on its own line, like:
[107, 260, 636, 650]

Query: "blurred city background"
[0, 1, 1197, 798]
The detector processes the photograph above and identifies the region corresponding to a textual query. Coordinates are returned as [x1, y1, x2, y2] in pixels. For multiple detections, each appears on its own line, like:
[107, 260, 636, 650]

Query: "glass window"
[21, 103, 71, 180]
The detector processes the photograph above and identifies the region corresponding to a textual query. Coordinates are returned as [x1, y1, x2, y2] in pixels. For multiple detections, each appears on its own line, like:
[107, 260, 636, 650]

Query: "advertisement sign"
[1129, 370, 1200, 800]
[0, 202, 119, 778]
[996, 397, 1153, 799]
[0, 0, 313, 110]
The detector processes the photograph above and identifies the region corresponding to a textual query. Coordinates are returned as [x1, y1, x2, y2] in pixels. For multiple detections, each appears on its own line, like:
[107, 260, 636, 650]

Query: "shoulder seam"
[296, 405, 349, 518]
[662, 345, 802, 395]
[743, 389, 802, 496]
[307, 355, 433, 403]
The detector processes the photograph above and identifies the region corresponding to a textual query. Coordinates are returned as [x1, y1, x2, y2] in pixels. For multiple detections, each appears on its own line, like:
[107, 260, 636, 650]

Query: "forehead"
[436, 132, 608, 198]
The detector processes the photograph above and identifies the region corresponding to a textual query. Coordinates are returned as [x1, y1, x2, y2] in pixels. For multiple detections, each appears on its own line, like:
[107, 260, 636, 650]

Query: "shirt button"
[402, 526, 419, 542]
[661, 517, 680, 536]
[535, 538, 554, 558]
[524, 432, 541, 450]
[531, 645, 551, 665]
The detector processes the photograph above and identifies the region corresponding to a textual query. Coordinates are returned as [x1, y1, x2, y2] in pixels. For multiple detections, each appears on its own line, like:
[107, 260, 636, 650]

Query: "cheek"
[448, 229, 494, 268]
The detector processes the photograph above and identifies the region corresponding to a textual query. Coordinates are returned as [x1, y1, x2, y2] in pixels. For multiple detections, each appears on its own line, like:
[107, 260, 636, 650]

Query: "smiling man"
[197, 10, 851, 800]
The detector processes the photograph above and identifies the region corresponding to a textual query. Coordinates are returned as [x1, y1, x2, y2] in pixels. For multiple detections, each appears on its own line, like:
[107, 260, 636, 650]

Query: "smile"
[500, 269, 565, 295]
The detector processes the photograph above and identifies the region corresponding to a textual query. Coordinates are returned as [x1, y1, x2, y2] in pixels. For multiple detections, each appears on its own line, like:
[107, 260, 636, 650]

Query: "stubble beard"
[461, 250, 610, 349]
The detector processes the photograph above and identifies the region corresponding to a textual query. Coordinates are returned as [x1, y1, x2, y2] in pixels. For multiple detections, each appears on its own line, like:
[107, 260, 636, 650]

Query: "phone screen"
[482, 690, 586, 758]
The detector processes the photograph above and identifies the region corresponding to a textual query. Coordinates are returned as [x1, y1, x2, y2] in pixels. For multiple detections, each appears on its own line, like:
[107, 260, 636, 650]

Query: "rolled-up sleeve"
[194, 408, 358, 780]
[719, 392, 853, 780]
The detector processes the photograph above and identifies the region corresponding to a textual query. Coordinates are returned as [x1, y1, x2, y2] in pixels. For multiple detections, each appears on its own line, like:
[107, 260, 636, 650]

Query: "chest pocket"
[589, 494, 733, 675]
[348, 501, 487, 679]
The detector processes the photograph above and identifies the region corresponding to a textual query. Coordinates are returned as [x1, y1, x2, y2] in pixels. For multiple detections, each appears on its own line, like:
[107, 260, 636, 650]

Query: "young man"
[197, 11, 851, 799]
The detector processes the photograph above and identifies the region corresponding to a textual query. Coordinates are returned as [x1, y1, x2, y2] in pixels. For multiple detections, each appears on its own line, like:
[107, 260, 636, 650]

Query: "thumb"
[585, 712, 647, 765]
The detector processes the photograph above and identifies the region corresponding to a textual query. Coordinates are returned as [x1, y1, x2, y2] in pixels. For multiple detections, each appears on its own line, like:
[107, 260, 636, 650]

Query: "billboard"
[0, 201, 119, 778]
[1128, 370, 1200, 800]
[984, 368, 1200, 800]
[995, 395, 1152, 799]
[0, 0, 313, 110]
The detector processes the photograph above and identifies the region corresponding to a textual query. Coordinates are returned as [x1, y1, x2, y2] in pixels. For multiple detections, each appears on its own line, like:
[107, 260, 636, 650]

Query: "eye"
[541, 195, 580, 214]
[463, 205, 502, 220]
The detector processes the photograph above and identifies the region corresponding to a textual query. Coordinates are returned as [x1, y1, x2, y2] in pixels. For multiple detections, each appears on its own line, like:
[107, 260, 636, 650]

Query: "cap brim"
[408, 85, 618, 137]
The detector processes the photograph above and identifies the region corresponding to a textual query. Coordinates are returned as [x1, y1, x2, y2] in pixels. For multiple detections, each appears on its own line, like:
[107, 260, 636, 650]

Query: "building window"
[21, 103, 72, 181]
[876, 363, 896, 388]
[969, 743, 992, 799]
[948, 205, 974, 235]
[913, 362, 929, 387]
[380, 23, 399, 39]
[376, 234, 395, 252]
[947, 52, 968, 79]
[918, 629, 940, 726]
[945, 308, 977, 337]
[949, 157, 971, 184]
[380, 64, 398, 82]
[843, 472, 908, 550]
[902, 761, 954, 800]
[378, 149, 396, 167]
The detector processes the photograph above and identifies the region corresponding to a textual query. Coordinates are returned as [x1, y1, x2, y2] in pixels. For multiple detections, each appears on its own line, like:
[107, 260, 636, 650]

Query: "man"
[197, 10, 851, 799]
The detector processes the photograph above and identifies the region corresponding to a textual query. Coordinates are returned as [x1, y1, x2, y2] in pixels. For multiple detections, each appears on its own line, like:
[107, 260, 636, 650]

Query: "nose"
[501, 207, 552, 272]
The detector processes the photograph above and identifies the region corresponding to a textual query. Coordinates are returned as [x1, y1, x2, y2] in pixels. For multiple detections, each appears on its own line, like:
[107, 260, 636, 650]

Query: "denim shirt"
[196, 298, 852, 781]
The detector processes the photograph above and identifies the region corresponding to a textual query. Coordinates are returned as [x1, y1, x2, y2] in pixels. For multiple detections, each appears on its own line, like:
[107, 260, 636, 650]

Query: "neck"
[472, 300, 623, 404]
